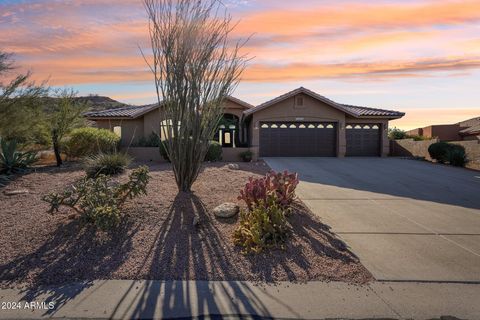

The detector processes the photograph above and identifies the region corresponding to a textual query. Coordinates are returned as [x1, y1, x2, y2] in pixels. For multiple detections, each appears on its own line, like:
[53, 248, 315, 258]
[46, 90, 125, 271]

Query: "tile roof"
[244, 87, 404, 119]
[85, 104, 159, 119]
[459, 124, 480, 135]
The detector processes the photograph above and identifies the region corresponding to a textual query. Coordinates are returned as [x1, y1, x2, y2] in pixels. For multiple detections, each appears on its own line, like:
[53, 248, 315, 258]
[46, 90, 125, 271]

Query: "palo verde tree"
[0, 51, 49, 144]
[47, 89, 88, 166]
[143, 0, 249, 192]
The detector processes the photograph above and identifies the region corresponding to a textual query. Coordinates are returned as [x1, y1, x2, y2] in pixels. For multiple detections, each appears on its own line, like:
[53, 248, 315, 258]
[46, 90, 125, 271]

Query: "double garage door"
[259, 122, 380, 157]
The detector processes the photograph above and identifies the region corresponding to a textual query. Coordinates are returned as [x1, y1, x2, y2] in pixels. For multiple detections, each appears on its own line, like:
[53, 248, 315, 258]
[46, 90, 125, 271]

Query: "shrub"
[447, 144, 467, 167]
[42, 166, 150, 231]
[65, 127, 120, 158]
[239, 150, 253, 162]
[0, 138, 38, 175]
[238, 170, 299, 210]
[84, 152, 132, 178]
[135, 132, 161, 147]
[205, 140, 222, 162]
[233, 195, 290, 254]
[388, 128, 408, 140]
[266, 170, 300, 208]
[428, 142, 451, 163]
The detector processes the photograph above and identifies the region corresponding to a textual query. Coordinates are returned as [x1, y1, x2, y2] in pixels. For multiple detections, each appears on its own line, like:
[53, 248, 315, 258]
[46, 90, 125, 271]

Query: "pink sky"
[1, 0, 479, 129]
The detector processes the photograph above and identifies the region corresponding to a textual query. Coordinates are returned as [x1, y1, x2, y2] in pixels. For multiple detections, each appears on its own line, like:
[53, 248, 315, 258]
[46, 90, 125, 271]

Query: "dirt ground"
[0, 161, 372, 288]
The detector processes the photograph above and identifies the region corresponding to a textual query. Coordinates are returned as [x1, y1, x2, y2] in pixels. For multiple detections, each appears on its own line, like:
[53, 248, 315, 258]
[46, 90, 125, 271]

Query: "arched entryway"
[215, 113, 240, 148]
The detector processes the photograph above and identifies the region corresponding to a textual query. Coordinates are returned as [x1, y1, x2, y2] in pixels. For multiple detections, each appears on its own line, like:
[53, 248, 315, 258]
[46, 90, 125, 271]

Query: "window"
[261, 124, 269, 128]
[271, 124, 278, 128]
[308, 124, 315, 128]
[354, 125, 362, 129]
[113, 126, 122, 138]
[280, 124, 288, 128]
[289, 124, 297, 128]
[299, 124, 306, 128]
[224, 132, 231, 144]
[317, 124, 325, 128]
[326, 124, 334, 129]
[372, 125, 379, 129]
[346, 125, 353, 129]
[363, 125, 371, 129]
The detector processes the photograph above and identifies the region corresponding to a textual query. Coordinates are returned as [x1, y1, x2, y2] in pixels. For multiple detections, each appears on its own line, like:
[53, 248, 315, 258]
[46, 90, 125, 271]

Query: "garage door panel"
[260, 122, 337, 157]
[346, 124, 380, 156]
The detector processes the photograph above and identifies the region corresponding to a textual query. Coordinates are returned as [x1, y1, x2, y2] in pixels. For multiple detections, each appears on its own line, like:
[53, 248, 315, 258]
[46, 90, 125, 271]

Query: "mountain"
[75, 95, 129, 111]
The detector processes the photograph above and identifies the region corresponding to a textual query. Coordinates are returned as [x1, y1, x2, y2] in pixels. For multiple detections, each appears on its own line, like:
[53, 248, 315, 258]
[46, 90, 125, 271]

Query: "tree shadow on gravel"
[0, 218, 136, 316]
[118, 192, 273, 319]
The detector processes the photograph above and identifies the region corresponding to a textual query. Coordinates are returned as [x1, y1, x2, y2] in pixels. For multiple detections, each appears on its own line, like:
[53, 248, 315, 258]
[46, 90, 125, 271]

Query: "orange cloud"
[235, 0, 480, 36]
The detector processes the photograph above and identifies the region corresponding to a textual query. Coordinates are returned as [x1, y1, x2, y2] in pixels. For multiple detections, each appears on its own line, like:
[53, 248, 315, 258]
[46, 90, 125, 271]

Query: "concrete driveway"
[265, 157, 480, 282]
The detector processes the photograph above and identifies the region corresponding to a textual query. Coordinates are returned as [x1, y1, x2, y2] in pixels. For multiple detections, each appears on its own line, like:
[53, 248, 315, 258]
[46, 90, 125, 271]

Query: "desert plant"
[238, 170, 299, 210]
[84, 152, 132, 178]
[65, 127, 120, 158]
[143, 0, 249, 192]
[42, 166, 150, 231]
[239, 150, 253, 162]
[447, 144, 467, 167]
[388, 127, 408, 140]
[428, 142, 451, 163]
[233, 195, 290, 254]
[265, 170, 300, 208]
[238, 176, 268, 210]
[0, 138, 38, 175]
[205, 141, 222, 162]
[47, 88, 88, 166]
[136, 132, 161, 147]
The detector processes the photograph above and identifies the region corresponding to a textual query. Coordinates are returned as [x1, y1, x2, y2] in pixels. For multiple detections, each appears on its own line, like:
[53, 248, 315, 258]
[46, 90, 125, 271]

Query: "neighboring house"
[85, 87, 404, 158]
[406, 117, 480, 142]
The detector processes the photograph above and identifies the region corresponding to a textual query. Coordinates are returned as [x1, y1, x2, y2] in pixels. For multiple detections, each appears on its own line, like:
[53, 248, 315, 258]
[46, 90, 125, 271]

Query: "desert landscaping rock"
[3, 189, 29, 196]
[227, 163, 239, 170]
[213, 202, 239, 218]
[0, 161, 372, 288]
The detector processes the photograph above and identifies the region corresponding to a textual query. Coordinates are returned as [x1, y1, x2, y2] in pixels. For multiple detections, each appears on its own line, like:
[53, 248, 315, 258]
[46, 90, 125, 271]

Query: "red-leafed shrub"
[266, 170, 299, 208]
[238, 170, 299, 210]
[238, 176, 267, 209]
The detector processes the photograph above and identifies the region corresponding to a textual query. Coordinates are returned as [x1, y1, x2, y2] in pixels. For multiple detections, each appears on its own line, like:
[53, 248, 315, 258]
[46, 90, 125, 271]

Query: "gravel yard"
[0, 161, 372, 288]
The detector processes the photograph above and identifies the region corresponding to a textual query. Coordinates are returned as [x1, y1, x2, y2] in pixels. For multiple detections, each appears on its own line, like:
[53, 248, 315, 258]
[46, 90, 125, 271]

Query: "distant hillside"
[41, 95, 130, 112]
[75, 95, 129, 112]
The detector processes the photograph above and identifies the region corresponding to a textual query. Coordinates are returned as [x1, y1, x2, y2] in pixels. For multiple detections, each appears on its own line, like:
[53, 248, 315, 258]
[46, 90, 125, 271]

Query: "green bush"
[135, 132, 161, 147]
[428, 142, 451, 163]
[388, 128, 408, 140]
[85, 152, 132, 178]
[233, 195, 290, 254]
[205, 140, 222, 162]
[65, 127, 120, 158]
[42, 166, 150, 231]
[447, 144, 467, 167]
[239, 150, 253, 162]
[0, 138, 38, 175]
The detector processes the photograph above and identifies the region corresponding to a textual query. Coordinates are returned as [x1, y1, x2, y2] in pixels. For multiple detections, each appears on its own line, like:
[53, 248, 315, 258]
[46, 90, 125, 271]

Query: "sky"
[1, 0, 479, 129]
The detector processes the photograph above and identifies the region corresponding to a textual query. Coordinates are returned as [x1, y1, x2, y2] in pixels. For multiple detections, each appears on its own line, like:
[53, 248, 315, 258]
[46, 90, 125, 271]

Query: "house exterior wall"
[249, 93, 347, 157]
[143, 109, 161, 137]
[408, 124, 461, 141]
[94, 118, 144, 147]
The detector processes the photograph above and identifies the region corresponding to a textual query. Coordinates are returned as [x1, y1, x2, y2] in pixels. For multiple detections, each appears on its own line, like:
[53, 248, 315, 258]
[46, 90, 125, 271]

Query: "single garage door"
[259, 122, 337, 157]
[346, 124, 381, 156]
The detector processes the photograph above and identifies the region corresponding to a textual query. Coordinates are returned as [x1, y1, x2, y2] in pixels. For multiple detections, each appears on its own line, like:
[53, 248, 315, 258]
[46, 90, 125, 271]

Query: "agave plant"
[0, 137, 38, 175]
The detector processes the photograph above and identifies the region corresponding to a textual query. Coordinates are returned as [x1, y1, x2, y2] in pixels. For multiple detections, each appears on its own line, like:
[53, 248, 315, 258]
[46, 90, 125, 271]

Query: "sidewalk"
[1, 280, 479, 319]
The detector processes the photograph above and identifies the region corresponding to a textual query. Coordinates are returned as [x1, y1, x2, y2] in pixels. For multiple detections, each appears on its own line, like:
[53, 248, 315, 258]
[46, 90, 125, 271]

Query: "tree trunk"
[52, 129, 62, 167]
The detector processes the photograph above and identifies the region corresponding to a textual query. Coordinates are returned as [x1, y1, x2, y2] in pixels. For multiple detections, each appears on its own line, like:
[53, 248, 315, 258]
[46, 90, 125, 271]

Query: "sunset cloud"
[0, 0, 479, 129]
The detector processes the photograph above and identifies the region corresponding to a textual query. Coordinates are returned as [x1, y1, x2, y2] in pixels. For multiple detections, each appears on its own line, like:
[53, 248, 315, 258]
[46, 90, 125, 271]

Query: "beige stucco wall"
[94, 118, 144, 147]
[250, 93, 347, 156]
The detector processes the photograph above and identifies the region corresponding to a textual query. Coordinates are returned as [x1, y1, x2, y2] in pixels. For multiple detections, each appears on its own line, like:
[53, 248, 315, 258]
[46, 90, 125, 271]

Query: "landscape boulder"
[227, 163, 239, 170]
[213, 202, 239, 218]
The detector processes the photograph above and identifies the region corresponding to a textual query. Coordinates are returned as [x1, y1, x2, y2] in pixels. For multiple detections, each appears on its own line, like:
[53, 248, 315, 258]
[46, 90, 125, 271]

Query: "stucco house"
[85, 87, 405, 159]
[406, 117, 480, 142]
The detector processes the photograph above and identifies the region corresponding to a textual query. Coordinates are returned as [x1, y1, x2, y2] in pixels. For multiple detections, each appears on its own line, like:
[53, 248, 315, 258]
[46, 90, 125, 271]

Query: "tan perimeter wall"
[390, 139, 480, 170]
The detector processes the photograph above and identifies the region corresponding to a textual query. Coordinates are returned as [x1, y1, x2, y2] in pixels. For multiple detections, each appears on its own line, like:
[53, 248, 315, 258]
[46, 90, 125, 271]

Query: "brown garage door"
[259, 122, 337, 157]
[346, 124, 381, 156]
